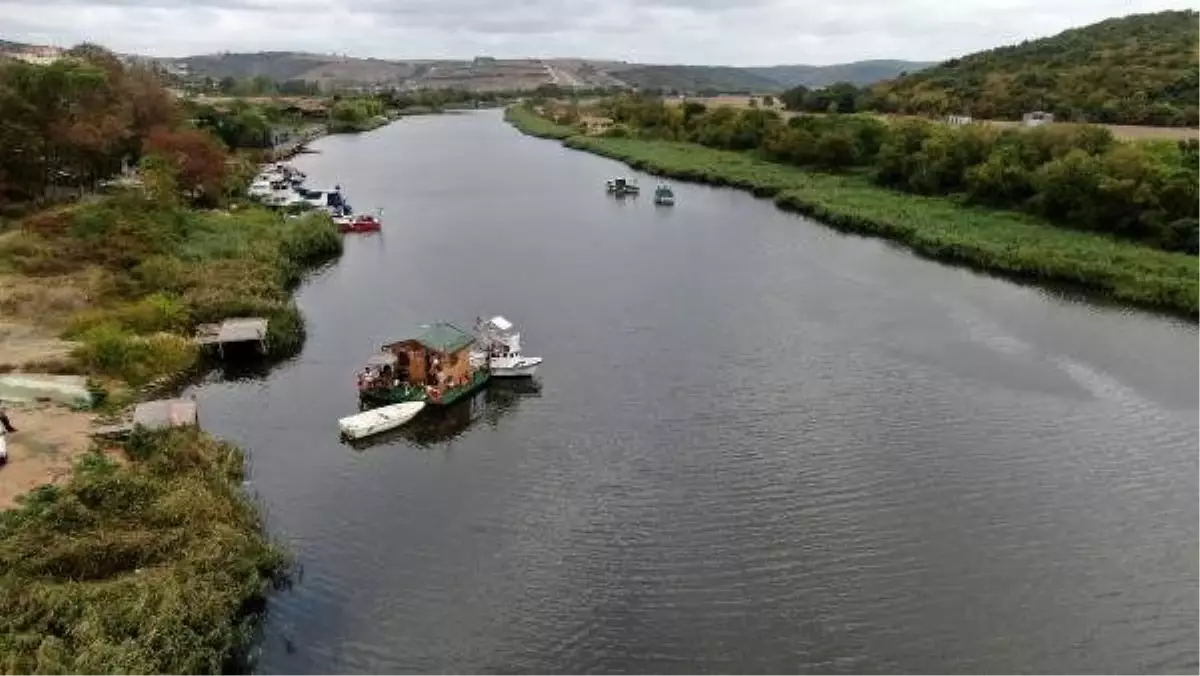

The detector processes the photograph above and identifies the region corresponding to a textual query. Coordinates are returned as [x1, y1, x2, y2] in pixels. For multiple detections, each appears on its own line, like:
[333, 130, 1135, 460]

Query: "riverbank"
[0, 191, 340, 672]
[0, 426, 289, 673]
[505, 105, 1198, 318]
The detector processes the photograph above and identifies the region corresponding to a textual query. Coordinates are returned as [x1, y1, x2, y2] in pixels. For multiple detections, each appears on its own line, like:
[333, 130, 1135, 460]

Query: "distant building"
[946, 114, 973, 125]
[1022, 111, 1054, 126]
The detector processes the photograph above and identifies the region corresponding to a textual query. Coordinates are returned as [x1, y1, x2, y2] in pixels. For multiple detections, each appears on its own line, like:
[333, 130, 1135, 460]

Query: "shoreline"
[0, 181, 341, 671]
[504, 105, 1198, 320]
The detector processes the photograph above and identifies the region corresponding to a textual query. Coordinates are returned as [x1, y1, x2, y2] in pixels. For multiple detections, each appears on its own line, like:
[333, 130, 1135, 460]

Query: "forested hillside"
[867, 10, 1199, 126]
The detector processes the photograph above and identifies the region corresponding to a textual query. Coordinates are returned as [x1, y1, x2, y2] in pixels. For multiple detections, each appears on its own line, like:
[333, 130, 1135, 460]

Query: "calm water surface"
[188, 111, 1198, 674]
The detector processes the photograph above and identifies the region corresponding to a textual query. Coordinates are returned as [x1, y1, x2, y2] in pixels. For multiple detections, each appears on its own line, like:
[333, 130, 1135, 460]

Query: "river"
[189, 111, 1198, 674]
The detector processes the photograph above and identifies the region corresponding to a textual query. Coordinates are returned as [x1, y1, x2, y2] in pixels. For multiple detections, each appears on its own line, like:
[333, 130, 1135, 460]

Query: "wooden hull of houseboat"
[360, 368, 490, 408]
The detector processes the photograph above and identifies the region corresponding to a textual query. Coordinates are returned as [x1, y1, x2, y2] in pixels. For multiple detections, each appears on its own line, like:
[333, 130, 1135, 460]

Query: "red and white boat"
[334, 210, 383, 233]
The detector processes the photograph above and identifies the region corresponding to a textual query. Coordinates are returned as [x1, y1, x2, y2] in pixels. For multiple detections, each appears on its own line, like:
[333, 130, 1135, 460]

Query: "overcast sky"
[0, 0, 1195, 65]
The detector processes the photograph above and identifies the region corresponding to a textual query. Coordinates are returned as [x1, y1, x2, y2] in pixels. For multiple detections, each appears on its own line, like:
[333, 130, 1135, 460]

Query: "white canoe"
[338, 401, 426, 439]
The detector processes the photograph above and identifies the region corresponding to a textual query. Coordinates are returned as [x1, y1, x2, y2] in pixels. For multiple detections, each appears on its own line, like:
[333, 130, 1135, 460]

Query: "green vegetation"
[3, 195, 341, 386]
[188, 99, 300, 151]
[0, 428, 287, 674]
[0, 43, 345, 675]
[0, 43, 338, 674]
[599, 96, 1199, 254]
[327, 97, 388, 133]
[507, 104, 1198, 317]
[867, 10, 1200, 126]
[503, 104, 579, 139]
[0, 45, 179, 207]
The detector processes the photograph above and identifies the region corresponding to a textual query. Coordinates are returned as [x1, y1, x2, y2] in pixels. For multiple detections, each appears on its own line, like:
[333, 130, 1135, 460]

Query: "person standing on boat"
[0, 407, 16, 465]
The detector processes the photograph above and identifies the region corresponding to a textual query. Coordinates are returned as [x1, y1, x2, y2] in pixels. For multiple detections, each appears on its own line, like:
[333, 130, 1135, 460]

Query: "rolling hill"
[154, 52, 929, 93]
[866, 9, 1200, 126]
[1, 35, 929, 93]
[745, 60, 933, 88]
[600, 64, 785, 93]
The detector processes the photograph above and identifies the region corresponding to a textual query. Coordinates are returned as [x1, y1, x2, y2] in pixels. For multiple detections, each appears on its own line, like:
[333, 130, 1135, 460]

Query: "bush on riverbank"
[0, 427, 288, 674]
[554, 133, 1198, 317]
[1, 193, 342, 386]
[504, 104, 579, 139]
[327, 98, 388, 134]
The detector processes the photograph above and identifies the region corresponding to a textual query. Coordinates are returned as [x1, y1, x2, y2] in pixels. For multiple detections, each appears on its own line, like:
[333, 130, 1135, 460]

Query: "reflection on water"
[343, 379, 543, 451]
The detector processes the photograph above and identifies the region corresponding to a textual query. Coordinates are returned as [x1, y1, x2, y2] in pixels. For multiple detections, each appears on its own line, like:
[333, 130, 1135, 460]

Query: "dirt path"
[0, 269, 95, 507]
[0, 321, 76, 372]
[0, 402, 95, 509]
[0, 269, 88, 372]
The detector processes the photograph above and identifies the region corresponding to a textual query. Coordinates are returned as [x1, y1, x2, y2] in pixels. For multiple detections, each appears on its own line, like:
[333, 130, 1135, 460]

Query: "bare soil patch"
[0, 402, 96, 509]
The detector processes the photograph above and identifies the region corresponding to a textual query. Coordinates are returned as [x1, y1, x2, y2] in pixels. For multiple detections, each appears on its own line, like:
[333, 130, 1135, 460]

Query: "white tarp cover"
[0, 374, 92, 408]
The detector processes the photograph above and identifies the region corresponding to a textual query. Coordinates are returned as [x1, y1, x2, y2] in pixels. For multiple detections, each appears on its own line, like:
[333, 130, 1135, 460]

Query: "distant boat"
[605, 177, 640, 196]
[338, 401, 425, 439]
[653, 184, 675, 206]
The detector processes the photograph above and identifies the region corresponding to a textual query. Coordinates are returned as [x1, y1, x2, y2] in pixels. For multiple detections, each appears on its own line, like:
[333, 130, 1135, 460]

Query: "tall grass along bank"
[505, 106, 1197, 318]
[0, 428, 288, 674]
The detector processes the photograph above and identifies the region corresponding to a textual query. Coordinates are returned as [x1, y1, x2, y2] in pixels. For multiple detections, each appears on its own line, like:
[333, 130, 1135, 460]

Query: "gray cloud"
[0, 0, 1193, 64]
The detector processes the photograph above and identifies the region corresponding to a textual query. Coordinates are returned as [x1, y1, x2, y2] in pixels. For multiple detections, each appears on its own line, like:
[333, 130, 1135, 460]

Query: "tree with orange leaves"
[142, 128, 229, 206]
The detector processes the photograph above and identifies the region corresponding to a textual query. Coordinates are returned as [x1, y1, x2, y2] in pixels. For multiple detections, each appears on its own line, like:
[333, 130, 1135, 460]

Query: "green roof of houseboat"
[411, 322, 474, 353]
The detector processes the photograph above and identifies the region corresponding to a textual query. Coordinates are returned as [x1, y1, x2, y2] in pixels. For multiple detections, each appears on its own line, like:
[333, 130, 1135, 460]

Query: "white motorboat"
[338, 401, 426, 439]
[473, 315, 543, 378]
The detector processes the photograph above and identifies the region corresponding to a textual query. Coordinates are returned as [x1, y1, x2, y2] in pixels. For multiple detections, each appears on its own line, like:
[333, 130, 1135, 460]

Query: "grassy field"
[506, 105, 1198, 317]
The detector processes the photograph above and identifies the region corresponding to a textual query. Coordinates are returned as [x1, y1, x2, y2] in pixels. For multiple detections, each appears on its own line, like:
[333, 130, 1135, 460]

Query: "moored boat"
[338, 401, 425, 439]
[357, 322, 490, 407]
[336, 211, 382, 233]
[472, 315, 542, 378]
[653, 184, 675, 206]
[605, 177, 640, 196]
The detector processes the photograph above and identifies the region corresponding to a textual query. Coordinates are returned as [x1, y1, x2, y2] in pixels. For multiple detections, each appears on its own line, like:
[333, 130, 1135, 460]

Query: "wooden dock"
[195, 317, 269, 358]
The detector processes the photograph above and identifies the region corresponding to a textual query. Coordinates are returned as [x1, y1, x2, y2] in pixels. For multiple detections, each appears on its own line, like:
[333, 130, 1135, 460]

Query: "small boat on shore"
[605, 177, 640, 196]
[473, 315, 542, 378]
[654, 184, 675, 206]
[338, 401, 425, 439]
[357, 322, 491, 407]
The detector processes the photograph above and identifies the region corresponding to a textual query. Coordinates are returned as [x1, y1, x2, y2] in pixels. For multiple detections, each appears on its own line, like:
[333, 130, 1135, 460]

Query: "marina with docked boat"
[248, 162, 383, 233]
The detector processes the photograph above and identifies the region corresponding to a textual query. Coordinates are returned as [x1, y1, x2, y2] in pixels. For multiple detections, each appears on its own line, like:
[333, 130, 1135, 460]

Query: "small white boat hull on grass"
[338, 401, 426, 439]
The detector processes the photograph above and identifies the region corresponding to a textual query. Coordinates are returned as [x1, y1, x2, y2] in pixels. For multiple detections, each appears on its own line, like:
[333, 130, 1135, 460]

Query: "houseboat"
[357, 322, 490, 407]
[653, 184, 675, 206]
[605, 178, 640, 196]
[472, 315, 542, 378]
